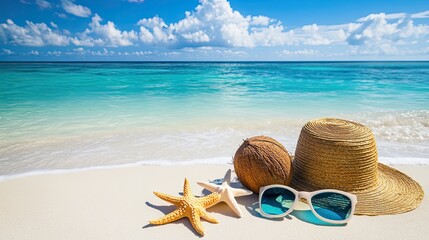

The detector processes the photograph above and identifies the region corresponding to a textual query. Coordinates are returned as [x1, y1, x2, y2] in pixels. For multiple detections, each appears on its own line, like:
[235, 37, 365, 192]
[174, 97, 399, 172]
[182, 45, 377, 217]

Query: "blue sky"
[0, 0, 428, 61]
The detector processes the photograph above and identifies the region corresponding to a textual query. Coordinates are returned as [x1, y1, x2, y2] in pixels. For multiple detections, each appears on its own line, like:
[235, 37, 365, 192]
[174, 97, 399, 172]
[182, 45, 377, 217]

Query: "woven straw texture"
[291, 118, 424, 215]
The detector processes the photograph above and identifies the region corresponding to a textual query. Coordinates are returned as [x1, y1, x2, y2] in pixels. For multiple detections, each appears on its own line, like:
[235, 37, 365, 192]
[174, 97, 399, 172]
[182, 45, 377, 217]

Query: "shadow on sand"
[238, 194, 347, 226]
[143, 201, 204, 237]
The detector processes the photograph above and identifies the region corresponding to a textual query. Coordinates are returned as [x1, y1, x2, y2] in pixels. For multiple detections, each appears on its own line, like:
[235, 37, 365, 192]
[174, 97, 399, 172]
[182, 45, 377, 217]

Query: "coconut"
[233, 136, 292, 193]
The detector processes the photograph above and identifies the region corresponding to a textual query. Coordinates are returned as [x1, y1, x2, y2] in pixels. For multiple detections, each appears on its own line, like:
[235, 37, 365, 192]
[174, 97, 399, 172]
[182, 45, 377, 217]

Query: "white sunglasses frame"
[259, 185, 358, 224]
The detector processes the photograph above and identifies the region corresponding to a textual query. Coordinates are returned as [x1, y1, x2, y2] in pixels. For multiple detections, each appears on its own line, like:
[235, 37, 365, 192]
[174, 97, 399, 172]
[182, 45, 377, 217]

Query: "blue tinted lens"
[261, 187, 296, 216]
[311, 192, 352, 221]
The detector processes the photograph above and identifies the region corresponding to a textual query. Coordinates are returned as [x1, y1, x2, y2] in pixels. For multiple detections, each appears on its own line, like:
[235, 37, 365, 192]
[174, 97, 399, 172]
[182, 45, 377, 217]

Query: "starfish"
[149, 178, 220, 236]
[197, 169, 253, 218]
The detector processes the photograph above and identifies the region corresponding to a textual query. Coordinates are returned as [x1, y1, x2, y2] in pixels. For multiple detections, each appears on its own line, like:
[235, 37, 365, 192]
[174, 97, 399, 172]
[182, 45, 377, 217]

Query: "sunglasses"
[259, 185, 357, 224]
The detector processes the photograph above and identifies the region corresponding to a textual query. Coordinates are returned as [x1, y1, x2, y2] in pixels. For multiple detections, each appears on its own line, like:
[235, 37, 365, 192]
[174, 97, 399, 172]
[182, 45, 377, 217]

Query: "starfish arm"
[153, 191, 182, 205]
[223, 169, 232, 185]
[224, 189, 244, 218]
[189, 210, 206, 236]
[183, 178, 193, 198]
[150, 178, 220, 236]
[149, 209, 185, 225]
[197, 192, 220, 208]
[197, 181, 221, 193]
[231, 187, 253, 197]
[200, 209, 219, 224]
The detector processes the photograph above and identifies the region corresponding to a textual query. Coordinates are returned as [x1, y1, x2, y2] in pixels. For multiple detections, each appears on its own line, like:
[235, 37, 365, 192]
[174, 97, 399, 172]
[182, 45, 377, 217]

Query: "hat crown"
[292, 118, 379, 192]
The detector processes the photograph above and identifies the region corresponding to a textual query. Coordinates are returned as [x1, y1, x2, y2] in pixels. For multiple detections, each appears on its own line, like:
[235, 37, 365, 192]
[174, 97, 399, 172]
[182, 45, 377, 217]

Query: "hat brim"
[291, 163, 424, 215]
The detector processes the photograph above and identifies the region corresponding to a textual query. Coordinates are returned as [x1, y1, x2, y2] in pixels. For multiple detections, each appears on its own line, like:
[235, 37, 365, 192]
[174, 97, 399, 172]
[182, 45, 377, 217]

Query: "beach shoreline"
[1, 164, 427, 240]
[1, 62, 429, 177]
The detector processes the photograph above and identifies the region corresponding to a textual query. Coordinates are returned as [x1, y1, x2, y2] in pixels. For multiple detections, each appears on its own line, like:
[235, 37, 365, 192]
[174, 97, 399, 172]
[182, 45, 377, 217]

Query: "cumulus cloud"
[137, 0, 290, 48]
[0, 15, 136, 48]
[135, 0, 428, 50]
[61, 0, 91, 18]
[355, 13, 428, 41]
[134, 0, 429, 51]
[137, 16, 174, 44]
[251, 16, 271, 26]
[132, 0, 369, 48]
[1, 0, 428, 59]
[71, 14, 138, 47]
[0, 19, 69, 46]
[36, 0, 52, 9]
[346, 12, 429, 54]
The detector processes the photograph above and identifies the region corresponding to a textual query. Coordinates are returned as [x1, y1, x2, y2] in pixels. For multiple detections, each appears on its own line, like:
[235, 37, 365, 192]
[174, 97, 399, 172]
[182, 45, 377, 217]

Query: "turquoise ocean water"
[1, 62, 428, 178]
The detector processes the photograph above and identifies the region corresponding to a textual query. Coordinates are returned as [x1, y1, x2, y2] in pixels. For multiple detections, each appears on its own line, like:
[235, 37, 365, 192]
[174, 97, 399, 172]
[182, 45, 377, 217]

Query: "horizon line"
[1, 60, 429, 63]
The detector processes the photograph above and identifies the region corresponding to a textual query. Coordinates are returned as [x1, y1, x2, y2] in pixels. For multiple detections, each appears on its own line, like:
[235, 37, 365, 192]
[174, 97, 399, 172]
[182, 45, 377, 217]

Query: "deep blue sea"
[1, 62, 428, 177]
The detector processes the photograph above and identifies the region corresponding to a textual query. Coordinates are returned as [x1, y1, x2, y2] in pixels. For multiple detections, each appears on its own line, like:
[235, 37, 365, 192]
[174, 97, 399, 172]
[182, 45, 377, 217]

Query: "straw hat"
[291, 118, 424, 215]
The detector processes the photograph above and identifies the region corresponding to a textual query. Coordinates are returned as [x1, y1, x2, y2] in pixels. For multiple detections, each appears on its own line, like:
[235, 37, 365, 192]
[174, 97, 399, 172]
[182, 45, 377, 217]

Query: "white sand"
[0, 165, 427, 240]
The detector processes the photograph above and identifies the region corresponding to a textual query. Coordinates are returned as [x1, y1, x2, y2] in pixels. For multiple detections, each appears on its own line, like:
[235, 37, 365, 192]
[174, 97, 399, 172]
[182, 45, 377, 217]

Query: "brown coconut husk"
[233, 136, 292, 193]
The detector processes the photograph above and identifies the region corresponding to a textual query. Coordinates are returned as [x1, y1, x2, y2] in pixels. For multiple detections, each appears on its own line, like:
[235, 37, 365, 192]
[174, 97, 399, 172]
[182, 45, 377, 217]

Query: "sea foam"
[1, 62, 428, 179]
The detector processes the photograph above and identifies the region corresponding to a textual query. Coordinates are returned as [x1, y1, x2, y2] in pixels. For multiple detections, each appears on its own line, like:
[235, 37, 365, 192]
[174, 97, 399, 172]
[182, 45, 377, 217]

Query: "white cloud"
[128, 0, 145, 2]
[50, 21, 58, 28]
[132, 0, 364, 48]
[181, 30, 210, 43]
[217, 49, 247, 56]
[89, 48, 115, 56]
[62, 29, 71, 35]
[2, 49, 14, 55]
[385, 13, 408, 20]
[411, 10, 429, 19]
[181, 46, 248, 57]
[47, 50, 62, 56]
[346, 12, 429, 52]
[73, 47, 85, 53]
[61, 0, 91, 18]
[132, 50, 153, 56]
[251, 16, 271, 26]
[358, 12, 406, 21]
[349, 44, 400, 56]
[70, 35, 98, 47]
[36, 0, 52, 9]
[280, 49, 319, 56]
[137, 0, 289, 48]
[162, 51, 181, 56]
[292, 24, 342, 45]
[137, 16, 173, 44]
[1, 0, 428, 59]
[0, 19, 69, 46]
[134, 0, 429, 52]
[71, 47, 113, 56]
[28, 50, 40, 55]
[72, 14, 138, 47]
[56, 12, 68, 19]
